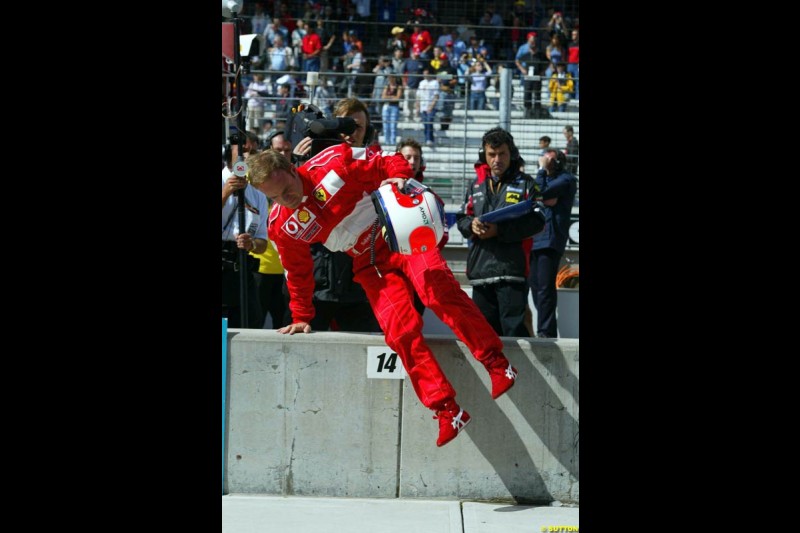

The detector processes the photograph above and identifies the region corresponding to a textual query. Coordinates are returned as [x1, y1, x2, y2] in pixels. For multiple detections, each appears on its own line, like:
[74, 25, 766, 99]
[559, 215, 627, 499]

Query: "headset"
[223, 130, 261, 165]
[478, 127, 520, 164]
[266, 129, 285, 146]
[544, 149, 567, 173]
[364, 123, 376, 146]
[222, 143, 232, 166]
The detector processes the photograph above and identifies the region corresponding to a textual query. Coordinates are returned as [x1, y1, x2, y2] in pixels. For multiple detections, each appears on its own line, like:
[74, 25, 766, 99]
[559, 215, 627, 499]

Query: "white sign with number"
[367, 346, 406, 379]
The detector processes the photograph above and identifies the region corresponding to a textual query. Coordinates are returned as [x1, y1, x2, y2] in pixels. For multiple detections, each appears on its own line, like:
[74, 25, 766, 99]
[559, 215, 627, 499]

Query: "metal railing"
[230, 66, 578, 207]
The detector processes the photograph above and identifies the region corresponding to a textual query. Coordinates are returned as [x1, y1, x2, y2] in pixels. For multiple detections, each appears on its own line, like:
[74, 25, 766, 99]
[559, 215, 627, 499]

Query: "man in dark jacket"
[456, 127, 544, 337]
[529, 148, 578, 338]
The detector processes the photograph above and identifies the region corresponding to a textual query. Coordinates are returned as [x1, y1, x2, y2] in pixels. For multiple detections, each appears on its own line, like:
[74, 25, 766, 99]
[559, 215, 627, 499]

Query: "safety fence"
[224, 68, 579, 208]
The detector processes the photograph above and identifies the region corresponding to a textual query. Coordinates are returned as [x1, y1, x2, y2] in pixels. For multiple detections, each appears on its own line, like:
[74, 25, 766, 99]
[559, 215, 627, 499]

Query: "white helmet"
[371, 178, 446, 255]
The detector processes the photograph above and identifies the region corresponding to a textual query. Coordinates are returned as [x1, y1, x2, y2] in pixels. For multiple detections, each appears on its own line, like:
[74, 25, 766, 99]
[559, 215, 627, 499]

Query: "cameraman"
[222, 130, 267, 328]
[312, 98, 380, 332]
[283, 100, 381, 332]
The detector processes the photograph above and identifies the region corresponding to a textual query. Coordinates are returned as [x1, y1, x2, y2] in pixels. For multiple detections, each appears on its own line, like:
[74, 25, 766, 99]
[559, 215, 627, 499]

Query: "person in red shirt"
[410, 20, 433, 60]
[246, 102, 519, 448]
[301, 21, 322, 72]
[566, 28, 579, 99]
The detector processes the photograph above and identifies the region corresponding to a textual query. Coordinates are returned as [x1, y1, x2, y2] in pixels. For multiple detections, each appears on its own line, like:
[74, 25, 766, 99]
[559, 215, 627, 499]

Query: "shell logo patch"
[282, 207, 317, 237]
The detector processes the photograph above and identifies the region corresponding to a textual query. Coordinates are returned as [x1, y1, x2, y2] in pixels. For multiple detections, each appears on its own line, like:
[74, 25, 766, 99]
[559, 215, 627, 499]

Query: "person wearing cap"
[410, 20, 433, 60]
[246, 108, 519, 449]
[387, 26, 407, 56]
[515, 31, 549, 118]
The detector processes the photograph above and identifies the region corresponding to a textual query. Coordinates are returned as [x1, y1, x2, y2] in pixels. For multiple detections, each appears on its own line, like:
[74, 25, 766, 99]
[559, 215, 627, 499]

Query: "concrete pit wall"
[224, 330, 579, 503]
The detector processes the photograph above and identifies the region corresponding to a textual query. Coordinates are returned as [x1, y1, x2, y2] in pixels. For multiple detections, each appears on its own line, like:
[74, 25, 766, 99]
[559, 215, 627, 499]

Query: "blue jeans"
[469, 91, 486, 110]
[421, 109, 436, 142]
[382, 104, 399, 145]
[303, 58, 320, 72]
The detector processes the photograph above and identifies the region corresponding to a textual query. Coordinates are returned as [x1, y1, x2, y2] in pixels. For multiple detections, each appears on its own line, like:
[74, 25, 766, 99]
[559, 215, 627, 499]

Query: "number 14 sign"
[367, 346, 407, 379]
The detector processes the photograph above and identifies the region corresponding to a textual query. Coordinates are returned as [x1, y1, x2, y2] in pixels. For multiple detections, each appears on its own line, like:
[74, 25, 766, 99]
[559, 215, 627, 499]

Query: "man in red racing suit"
[247, 143, 518, 447]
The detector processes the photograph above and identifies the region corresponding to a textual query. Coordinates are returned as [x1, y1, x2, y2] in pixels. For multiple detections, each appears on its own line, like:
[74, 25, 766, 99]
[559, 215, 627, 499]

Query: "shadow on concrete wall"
[442, 338, 578, 503]
[509, 340, 579, 484]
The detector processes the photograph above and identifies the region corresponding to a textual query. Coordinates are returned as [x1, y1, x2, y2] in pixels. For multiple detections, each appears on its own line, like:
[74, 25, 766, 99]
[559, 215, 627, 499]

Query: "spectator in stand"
[391, 46, 405, 74]
[387, 26, 408, 56]
[264, 16, 289, 48]
[456, 52, 471, 98]
[273, 83, 298, 123]
[316, 10, 337, 71]
[409, 19, 434, 60]
[377, 0, 398, 28]
[417, 67, 440, 147]
[467, 56, 492, 110]
[301, 20, 322, 72]
[508, 14, 523, 61]
[466, 35, 483, 59]
[372, 55, 394, 106]
[309, 75, 335, 117]
[539, 135, 552, 152]
[347, 29, 364, 53]
[244, 73, 270, 131]
[276, 1, 296, 35]
[566, 28, 579, 100]
[529, 149, 578, 338]
[401, 49, 425, 120]
[514, 31, 549, 118]
[343, 43, 363, 98]
[436, 59, 458, 141]
[479, 4, 504, 62]
[456, 16, 476, 44]
[250, 1, 270, 56]
[545, 33, 567, 78]
[429, 47, 447, 73]
[548, 62, 574, 113]
[512, 0, 532, 26]
[435, 26, 458, 50]
[547, 10, 569, 42]
[444, 40, 462, 70]
[250, 1, 270, 36]
[381, 74, 403, 146]
[267, 34, 293, 93]
[562, 125, 579, 176]
[290, 19, 307, 72]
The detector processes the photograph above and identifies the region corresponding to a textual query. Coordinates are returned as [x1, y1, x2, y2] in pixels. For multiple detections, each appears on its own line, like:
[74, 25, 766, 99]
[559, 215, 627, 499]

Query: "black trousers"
[222, 268, 264, 329]
[310, 300, 382, 333]
[529, 248, 561, 337]
[253, 272, 288, 328]
[472, 281, 530, 337]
